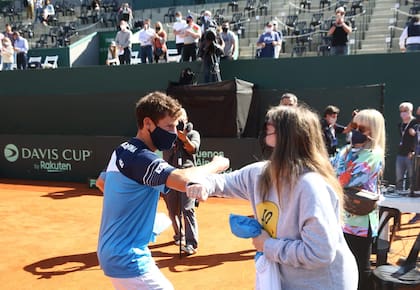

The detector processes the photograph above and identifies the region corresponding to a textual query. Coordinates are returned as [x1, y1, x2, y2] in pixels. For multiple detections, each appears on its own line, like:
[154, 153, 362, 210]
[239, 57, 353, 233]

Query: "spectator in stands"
[13, 32, 28, 70]
[279, 92, 298, 106]
[115, 20, 132, 65]
[220, 21, 236, 60]
[118, 2, 133, 29]
[327, 7, 352, 56]
[91, 0, 101, 22]
[272, 20, 283, 58]
[163, 108, 201, 255]
[41, 0, 55, 26]
[321, 105, 353, 158]
[181, 15, 201, 62]
[4, 24, 14, 45]
[396, 102, 417, 191]
[106, 41, 120, 66]
[173, 11, 187, 55]
[201, 28, 224, 83]
[26, 0, 34, 20]
[200, 10, 217, 34]
[1, 37, 14, 70]
[153, 21, 167, 63]
[256, 22, 281, 58]
[138, 19, 155, 64]
[399, 16, 420, 52]
[34, 0, 44, 23]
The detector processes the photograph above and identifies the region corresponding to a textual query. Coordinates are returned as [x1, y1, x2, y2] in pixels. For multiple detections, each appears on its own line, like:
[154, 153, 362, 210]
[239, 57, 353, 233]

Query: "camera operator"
[200, 28, 224, 83]
[162, 108, 201, 255]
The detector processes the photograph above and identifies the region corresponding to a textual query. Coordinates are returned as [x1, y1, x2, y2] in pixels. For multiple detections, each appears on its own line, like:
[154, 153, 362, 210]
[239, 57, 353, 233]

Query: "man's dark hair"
[135, 91, 182, 128]
[324, 105, 340, 116]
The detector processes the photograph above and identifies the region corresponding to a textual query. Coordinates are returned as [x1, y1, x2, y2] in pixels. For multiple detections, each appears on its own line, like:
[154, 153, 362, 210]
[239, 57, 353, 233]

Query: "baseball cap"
[186, 15, 193, 20]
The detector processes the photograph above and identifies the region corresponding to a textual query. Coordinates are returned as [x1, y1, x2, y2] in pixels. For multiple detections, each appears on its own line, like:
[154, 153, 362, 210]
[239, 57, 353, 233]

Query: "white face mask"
[120, 25, 126, 31]
[175, 17, 181, 22]
[400, 111, 410, 120]
[204, 15, 210, 22]
[265, 27, 272, 33]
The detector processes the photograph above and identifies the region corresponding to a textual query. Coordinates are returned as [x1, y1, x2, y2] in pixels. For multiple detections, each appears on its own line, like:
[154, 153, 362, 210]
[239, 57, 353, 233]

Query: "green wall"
[1, 52, 419, 182]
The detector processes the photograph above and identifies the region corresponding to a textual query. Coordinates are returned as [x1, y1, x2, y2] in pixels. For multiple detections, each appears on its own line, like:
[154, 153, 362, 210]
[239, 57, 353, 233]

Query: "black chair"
[300, 0, 311, 11]
[164, 7, 176, 23]
[214, 8, 225, 25]
[244, 0, 256, 17]
[258, 0, 269, 16]
[291, 45, 306, 57]
[310, 12, 324, 28]
[228, 0, 239, 12]
[373, 232, 420, 290]
[285, 15, 298, 35]
[351, 0, 364, 14]
[319, 0, 331, 10]
[373, 207, 402, 267]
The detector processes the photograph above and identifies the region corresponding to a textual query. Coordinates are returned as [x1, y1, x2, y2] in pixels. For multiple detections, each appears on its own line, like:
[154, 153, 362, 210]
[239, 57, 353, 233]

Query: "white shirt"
[399, 22, 420, 49]
[138, 27, 155, 46]
[173, 20, 187, 44]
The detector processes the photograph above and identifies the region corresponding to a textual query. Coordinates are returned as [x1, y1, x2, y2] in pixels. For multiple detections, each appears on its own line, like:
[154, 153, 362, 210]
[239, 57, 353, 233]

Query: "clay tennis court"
[0, 178, 418, 290]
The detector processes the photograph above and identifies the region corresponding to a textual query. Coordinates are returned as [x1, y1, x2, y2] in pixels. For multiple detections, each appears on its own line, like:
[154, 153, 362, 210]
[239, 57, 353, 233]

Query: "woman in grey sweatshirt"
[187, 105, 358, 290]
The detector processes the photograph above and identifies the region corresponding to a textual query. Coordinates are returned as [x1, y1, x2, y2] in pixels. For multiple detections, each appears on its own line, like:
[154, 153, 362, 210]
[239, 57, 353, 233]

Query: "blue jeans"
[406, 43, 420, 52]
[396, 155, 413, 190]
[2, 63, 13, 70]
[330, 45, 349, 56]
[140, 45, 153, 64]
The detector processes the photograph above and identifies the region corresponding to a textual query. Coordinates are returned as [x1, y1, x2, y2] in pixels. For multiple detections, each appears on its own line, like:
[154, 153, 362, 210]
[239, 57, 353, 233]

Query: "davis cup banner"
[0, 135, 261, 182]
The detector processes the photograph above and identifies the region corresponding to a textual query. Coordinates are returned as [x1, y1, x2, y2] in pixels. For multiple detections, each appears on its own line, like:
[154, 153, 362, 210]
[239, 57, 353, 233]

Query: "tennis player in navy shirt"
[97, 91, 229, 290]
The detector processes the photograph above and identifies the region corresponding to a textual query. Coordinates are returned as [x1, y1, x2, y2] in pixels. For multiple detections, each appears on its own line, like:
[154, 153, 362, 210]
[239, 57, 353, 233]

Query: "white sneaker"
[181, 244, 197, 255]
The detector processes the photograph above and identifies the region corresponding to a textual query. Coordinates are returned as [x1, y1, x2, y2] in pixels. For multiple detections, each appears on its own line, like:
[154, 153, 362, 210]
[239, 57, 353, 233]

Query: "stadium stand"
[0, 0, 415, 60]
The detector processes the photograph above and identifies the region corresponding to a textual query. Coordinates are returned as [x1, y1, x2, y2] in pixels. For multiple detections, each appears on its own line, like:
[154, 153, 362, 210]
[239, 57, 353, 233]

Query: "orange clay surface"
[0, 179, 255, 290]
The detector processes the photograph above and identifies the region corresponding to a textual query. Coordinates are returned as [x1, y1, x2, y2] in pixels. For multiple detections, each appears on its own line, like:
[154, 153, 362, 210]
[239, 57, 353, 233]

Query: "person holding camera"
[162, 108, 201, 255]
[201, 28, 224, 83]
[327, 7, 352, 56]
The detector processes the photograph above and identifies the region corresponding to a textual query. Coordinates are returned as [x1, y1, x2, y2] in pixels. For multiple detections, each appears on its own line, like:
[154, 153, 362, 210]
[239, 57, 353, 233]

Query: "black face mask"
[416, 114, 420, 122]
[149, 126, 177, 151]
[186, 19, 191, 24]
[222, 27, 228, 33]
[351, 129, 368, 145]
[155, 27, 160, 31]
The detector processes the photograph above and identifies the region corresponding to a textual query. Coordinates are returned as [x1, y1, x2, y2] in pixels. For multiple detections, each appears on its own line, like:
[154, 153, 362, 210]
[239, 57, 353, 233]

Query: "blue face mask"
[149, 126, 177, 151]
[351, 129, 367, 145]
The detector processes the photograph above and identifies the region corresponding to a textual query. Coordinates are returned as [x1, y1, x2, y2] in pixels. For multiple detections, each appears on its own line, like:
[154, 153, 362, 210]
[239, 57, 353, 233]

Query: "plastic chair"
[43, 55, 59, 69]
[373, 206, 402, 267]
[131, 51, 141, 64]
[373, 232, 420, 289]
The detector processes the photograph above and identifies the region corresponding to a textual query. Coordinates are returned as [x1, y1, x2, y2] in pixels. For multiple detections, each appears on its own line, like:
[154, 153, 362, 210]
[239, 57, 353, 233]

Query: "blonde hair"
[352, 109, 386, 165]
[259, 105, 343, 206]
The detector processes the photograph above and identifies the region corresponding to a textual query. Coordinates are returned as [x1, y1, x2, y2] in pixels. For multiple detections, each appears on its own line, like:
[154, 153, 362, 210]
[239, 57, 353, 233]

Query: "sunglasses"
[351, 123, 368, 133]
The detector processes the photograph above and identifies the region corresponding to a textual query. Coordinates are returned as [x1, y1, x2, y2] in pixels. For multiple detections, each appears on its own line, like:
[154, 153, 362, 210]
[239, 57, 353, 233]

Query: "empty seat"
[163, 7, 176, 23]
[43, 55, 59, 69]
[373, 233, 420, 290]
[131, 51, 141, 64]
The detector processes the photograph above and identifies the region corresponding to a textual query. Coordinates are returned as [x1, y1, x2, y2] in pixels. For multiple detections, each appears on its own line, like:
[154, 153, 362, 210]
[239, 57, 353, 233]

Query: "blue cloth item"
[229, 214, 262, 238]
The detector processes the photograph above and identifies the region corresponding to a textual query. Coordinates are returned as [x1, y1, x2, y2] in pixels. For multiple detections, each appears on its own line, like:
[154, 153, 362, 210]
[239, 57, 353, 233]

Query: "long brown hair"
[259, 105, 343, 207]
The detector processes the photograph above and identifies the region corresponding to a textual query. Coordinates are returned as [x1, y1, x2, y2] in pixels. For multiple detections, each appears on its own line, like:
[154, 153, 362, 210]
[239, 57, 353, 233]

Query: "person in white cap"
[327, 7, 352, 55]
[106, 41, 120, 66]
